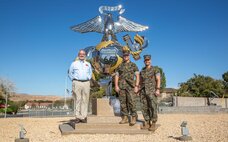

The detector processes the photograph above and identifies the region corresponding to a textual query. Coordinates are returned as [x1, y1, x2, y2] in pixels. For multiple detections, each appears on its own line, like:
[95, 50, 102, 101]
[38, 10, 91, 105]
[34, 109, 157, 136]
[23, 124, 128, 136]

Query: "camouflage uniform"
[116, 61, 139, 117]
[140, 66, 160, 123]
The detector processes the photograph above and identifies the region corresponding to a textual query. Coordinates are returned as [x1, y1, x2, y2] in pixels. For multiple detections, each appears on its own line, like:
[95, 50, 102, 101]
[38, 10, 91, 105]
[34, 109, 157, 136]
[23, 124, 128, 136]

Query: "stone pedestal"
[92, 98, 114, 116]
[59, 98, 151, 134]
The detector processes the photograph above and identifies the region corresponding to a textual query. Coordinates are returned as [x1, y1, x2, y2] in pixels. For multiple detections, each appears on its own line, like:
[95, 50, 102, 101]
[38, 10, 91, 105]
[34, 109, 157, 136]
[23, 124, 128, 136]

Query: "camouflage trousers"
[141, 90, 158, 123]
[119, 89, 137, 116]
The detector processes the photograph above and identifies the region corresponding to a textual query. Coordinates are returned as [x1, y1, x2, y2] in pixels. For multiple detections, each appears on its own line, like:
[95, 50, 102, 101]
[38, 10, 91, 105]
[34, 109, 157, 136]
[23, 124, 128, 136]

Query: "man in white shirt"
[68, 49, 92, 123]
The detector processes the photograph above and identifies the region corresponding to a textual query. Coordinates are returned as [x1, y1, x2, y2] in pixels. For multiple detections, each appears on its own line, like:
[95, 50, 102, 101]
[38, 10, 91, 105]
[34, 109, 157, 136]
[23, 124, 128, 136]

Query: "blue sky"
[0, 0, 227, 96]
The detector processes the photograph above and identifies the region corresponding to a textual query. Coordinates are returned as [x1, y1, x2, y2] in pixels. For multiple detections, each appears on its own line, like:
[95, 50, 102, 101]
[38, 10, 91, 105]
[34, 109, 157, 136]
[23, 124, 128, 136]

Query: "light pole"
[64, 76, 67, 109]
[64, 73, 70, 109]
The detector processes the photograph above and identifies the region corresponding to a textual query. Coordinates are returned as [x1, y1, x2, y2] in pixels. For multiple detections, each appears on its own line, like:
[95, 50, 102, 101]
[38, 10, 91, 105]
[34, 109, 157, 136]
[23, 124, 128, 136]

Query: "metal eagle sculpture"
[71, 5, 149, 82]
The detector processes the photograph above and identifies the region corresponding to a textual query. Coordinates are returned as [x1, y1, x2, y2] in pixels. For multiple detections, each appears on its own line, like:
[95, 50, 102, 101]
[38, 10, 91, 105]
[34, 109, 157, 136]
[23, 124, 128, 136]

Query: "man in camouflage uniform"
[140, 55, 161, 131]
[115, 50, 140, 126]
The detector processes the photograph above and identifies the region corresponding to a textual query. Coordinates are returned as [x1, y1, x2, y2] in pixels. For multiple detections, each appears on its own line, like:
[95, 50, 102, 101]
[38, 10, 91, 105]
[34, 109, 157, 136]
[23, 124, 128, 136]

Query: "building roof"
[163, 88, 177, 93]
[25, 102, 53, 107]
[0, 104, 5, 108]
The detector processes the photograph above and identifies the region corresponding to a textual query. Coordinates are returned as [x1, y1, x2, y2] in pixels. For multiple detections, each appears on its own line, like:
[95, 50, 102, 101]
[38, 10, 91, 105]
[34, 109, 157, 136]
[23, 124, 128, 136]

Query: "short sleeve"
[115, 66, 120, 76]
[132, 63, 139, 75]
[115, 71, 119, 76]
[154, 68, 160, 76]
[132, 63, 139, 72]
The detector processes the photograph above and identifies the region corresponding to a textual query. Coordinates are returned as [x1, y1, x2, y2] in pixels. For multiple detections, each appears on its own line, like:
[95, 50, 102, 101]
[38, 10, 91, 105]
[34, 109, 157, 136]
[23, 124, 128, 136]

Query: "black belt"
[73, 79, 89, 82]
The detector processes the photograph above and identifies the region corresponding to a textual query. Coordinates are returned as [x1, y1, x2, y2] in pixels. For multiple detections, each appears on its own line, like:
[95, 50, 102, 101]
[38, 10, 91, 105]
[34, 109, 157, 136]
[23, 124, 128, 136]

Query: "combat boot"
[119, 116, 128, 124]
[129, 116, 136, 126]
[148, 122, 157, 132]
[141, 121, 150, 130]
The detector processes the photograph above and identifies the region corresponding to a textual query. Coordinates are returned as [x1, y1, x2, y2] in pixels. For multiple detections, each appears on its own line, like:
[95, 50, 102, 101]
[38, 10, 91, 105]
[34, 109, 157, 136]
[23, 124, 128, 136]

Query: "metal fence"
[0, 109, 74, 118]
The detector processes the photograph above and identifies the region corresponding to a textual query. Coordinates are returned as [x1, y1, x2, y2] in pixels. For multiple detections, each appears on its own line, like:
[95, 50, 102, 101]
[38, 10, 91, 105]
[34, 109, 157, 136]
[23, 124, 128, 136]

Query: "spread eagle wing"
[71, 16, 103, 33]
[114, 16, 149, 33]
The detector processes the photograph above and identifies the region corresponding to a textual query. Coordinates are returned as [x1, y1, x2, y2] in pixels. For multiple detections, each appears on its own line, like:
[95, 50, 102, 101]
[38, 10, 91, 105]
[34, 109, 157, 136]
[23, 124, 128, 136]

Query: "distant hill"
[9, 93, 63, 102]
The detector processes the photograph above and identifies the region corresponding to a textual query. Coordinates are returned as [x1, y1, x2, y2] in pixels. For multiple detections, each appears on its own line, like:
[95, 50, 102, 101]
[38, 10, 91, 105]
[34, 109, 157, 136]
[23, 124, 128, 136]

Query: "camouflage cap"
[123, 50, 130, 56]
[143, 55, 151, 60]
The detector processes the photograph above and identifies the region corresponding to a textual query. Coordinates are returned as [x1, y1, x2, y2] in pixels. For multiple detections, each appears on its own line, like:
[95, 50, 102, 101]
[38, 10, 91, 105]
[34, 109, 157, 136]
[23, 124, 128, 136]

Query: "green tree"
[177, 74, 225, 97]
[0, 84, 5, 102]
[222, 71, 228, 82]
[66, 99, 74, 109]
[0, 77, 15, 99]
[222, 71, 228, 97]
[0, 77, 15, 114]
[0, 107, 13, 114]
[90, 70, 106, 98]
[53, 100, 64, 107]
[8, 101, 19, 114]
[8, 101, 27, 114]
[90, 87, 105, 98]
[154, 66, 166, 92]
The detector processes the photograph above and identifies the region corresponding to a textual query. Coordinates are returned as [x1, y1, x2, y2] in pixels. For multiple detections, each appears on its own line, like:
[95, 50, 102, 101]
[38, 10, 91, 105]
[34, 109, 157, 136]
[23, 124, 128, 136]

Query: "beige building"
[161, 88, 177, 99]
[24, 101, 53, 109]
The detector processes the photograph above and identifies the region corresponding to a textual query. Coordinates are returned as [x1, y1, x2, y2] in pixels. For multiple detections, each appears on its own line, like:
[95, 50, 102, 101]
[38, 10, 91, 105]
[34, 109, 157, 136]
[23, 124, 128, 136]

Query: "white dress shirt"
[68, 60, 92, 81]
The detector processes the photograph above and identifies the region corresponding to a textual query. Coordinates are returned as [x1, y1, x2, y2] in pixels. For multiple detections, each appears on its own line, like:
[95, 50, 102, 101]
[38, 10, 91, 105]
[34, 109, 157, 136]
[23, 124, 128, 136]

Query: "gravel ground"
[0, 114, 228, 142]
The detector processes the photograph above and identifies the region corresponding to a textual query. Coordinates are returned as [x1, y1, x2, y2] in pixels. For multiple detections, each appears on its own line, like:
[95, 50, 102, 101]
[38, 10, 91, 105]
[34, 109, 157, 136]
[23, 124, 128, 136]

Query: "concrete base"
[59, 115, 152, 135]
[75, 123, 141, 129]
[87, 115, 121, 123]
[92, 98, 115, 116]
[59, 125, 151, 134]
[59, 99, 153, 135]
[178, 136, 193, 141]
[15, 138, 29, 142]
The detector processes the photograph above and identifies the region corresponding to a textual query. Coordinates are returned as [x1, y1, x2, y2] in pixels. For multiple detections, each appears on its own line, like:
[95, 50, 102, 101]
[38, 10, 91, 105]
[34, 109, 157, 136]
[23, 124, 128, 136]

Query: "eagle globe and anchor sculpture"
[71, 5, 149, 98]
